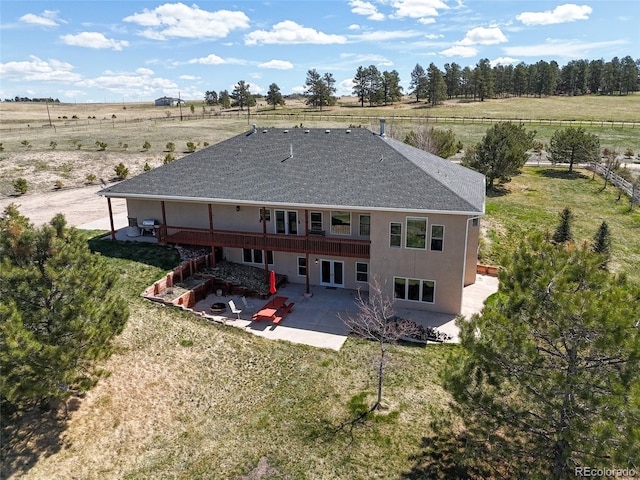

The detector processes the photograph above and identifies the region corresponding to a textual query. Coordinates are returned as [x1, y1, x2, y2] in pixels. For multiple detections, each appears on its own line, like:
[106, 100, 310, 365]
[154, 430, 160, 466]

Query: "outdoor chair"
[241, 296, 255, 312]
[228, 300, 242, 319]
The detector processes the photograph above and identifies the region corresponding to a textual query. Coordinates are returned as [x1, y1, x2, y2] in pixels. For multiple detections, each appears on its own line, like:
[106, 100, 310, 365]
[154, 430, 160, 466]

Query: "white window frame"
[330, 211, 351, 236]
[355, 262, 368, 283]
[393, 276, 436, 304]
[389, 221, 402, 248]
[274, 209, 298, 235]
[430, 224, 445, 252]
[297, 257, 307, 277]
[310, 212, 323, 232]
[405, 216, 428, 250]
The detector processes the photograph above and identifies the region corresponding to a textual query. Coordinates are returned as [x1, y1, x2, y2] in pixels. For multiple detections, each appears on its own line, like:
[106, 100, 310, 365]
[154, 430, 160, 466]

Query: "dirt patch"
[0, 150, 164, 197]
[0, 183, 126, 227]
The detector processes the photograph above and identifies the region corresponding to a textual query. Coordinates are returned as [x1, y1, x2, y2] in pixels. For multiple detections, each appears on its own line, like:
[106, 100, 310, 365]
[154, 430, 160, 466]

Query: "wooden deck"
[158, 226, 370, 259]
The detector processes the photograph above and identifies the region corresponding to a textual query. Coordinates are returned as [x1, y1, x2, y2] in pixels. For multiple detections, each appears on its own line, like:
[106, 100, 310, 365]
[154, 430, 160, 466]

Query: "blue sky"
[1, 0, 638, 103]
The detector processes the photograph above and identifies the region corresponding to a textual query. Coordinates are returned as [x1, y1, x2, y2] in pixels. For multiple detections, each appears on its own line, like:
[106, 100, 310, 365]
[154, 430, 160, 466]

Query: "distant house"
[99, 121, 486, 314]
[154, 96, 185, 106]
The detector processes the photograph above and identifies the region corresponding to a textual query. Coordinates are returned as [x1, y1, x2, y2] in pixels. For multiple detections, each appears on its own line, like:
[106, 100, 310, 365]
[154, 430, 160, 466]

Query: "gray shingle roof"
[99, 127, 485, 214]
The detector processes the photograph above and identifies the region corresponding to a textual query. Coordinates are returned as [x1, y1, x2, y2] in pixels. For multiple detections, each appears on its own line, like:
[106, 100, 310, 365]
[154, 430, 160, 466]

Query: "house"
[98, 121, 485, 314]
[154, 96, 185, 106]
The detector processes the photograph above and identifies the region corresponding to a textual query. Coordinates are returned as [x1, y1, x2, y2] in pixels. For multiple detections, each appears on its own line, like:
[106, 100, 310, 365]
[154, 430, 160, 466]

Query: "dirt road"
[0, 185, 126, 227]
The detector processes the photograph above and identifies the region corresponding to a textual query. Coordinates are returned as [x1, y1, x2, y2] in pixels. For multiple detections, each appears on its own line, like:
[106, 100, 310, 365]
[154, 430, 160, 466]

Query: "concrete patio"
[80, 220, 499, 351]
[190, 275, 498, 351]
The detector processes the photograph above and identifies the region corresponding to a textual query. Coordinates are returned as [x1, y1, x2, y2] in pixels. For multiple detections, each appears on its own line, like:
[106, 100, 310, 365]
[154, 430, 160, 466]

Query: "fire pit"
[210, 302, 227, 314]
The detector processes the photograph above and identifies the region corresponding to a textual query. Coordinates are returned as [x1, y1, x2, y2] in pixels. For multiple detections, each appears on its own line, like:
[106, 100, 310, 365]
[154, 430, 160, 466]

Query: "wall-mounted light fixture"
[315, 258, 318, 265]
[236, 206, 240, 212]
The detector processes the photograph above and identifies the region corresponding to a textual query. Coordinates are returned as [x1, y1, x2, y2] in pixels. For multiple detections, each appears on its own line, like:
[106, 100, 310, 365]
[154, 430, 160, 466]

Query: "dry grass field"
[1, 94, 639, 198]
[1, 94, 640, 479]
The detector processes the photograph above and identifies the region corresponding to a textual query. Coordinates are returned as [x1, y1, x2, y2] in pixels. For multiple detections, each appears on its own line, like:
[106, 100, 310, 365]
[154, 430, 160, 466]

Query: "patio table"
[252, 296, 291, 323]
[252, 307, 279, 322]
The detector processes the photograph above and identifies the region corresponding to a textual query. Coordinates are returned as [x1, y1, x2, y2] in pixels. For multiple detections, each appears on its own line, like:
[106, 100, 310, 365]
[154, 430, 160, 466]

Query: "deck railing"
[158, 226, 370, 259]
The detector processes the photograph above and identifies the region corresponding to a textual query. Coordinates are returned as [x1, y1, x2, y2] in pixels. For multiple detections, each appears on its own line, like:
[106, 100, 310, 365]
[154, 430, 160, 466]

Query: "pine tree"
[552, 207, 574, 244]
[0, 206, 129, 406]
[548, 127, 600, 173]
[592, 221, 612, 267]
[444, 234, 640, 478]
[265, 83, 285, 110]
[462, 122, 535, 190]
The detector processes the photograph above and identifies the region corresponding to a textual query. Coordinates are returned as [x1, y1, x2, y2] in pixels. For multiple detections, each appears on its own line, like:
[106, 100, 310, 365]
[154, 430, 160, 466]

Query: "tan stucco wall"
[369, 211, 472, 314]
[224, 248, 369, 292]
[464, 217, 481, 286]
[124, 199, 479, 314]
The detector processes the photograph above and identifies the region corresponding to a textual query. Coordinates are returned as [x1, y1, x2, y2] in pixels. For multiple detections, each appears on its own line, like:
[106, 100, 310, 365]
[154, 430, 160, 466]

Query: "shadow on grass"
[536, 168, 588, 180]
[401, 430, 492, 480]
[0, 399, 79, 479]
[87, 234, 181, 270]
[486, 185, 511, 198]
[304, 392, 400, 448]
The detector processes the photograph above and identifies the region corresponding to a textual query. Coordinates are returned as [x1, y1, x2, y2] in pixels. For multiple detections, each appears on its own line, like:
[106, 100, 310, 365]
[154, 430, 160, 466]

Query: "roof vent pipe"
[379, 118, 386, 137]
[252, 124, 257, 134]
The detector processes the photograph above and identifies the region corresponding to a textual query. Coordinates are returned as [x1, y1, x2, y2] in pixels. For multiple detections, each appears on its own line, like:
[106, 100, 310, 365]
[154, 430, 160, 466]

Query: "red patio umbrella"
[269, 270, 277, 294]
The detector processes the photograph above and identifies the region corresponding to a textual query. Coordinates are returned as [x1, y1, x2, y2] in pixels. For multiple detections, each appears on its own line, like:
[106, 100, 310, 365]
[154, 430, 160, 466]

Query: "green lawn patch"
[483, 166, 640, 282]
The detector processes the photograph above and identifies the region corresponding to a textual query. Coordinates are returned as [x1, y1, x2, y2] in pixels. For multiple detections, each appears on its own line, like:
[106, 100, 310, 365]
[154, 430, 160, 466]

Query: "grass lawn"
[482, 166, 640, 283]
[3, 235, 455, 480]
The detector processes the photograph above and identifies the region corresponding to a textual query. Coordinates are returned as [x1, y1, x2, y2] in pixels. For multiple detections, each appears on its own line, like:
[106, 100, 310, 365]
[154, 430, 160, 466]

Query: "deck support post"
[107, 197, 116, 241]
[209, 204, 216, 267]
[262, 207, 269, 282]
[305, 209, 310, 295]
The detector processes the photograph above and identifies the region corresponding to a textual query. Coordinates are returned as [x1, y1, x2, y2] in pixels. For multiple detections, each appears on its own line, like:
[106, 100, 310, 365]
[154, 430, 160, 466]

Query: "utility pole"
[178, 91, 183, 121]
[45, 99, 52, 127]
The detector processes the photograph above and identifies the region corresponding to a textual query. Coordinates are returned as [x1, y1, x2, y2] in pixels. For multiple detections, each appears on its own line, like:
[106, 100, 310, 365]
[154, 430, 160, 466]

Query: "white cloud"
[351, 29, 424, 42]
[337, 78, 354, 96]
[424, 33, 443, 39]
[187, 54, 248, 66]
[62, 90, 87, 99]
[60, 32, 129, 51]
[348, 24, 362, 30]
[349, 0, 385, 21]
[136, 67, 154, 75]
[516, 4, 592, 26]
[391, 0, 449, 19]
[19, 10, 64, 27]
[179, 74, 198, 80]
[76, 69, 178, 99]
[417, 17, 436, 25]
[503, 39, 627, 58]
[440, 45, 478, 57]
[188, 54, 226, 65]
[459, 27, 508, 45]
[0, 55, 82, 82]
[244, 20, 347, 45]
[491, 57, 519, 66]
[340, 53, 394, 67]
[259, 60, 294, 70]
[124, 3, 250, 40]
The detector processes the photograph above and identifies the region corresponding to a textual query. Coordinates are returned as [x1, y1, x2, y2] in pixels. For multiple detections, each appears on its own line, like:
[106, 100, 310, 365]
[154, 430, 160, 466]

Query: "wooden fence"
[2, 111, 639, 134]
[587, 162, 640, 206]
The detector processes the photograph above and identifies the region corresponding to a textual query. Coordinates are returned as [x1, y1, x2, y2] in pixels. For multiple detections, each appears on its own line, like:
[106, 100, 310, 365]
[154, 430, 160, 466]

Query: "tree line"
[3, 97, 60, 103]
[204, 55, 638, 110]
